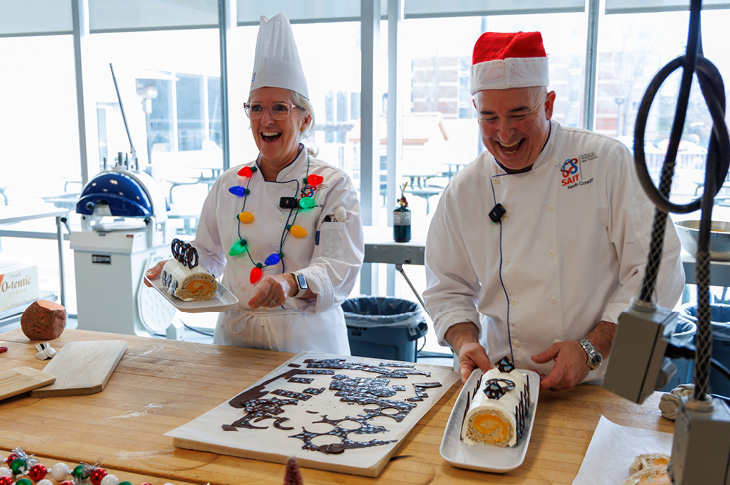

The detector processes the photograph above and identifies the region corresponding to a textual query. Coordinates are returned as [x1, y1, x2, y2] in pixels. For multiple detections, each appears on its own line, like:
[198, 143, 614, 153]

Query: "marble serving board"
[166, 351, 459, 477]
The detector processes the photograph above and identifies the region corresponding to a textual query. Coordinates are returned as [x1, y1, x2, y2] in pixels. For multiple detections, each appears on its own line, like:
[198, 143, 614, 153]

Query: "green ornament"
[72, 464, 90, 479]
[299, 196, 316, 210]
[16, 479, 32, 485]
[229, 239, 248, 256]
[120, 482, 134, 485]
[10, 458, 27, 474]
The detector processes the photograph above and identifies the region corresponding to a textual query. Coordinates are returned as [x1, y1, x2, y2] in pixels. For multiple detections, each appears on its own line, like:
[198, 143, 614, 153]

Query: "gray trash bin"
[658, 311, 697, 392]
[679, 303, 730, 397]
[342, 296, 428, 362]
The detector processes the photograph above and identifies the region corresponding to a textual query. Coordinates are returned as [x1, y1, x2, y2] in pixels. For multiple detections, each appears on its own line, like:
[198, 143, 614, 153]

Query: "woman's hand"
[144, 260, 168, 287]
[248, 273, 297, 308]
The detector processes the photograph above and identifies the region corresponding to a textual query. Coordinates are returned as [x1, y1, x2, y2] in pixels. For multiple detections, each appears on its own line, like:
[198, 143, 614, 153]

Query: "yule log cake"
[161, 238, 218, 301]
[461, 356, 530, 447]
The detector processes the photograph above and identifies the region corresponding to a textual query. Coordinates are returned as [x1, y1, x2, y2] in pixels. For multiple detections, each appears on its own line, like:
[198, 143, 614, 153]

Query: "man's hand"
[531, 321, 617, 391]
[445, 322, 492, 383]
[248, 273, 297, 309]
[531, 341, 589, 391]
[455, 341, 494, 383]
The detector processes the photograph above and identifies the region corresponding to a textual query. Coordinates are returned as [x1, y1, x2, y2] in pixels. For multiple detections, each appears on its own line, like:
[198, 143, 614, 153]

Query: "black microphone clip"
[489, 203, 506, 224]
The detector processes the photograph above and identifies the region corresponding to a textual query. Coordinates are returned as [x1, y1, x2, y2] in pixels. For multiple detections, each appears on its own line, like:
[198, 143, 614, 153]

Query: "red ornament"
[307, 174, 323, 186]
[90, 467, 108, 485]
[60, 481, 74, 485]
[5, 453, 18, 466]
[0, 476, 12, 485]
[250, 266, 263, 284]
[238, 166, 253, 178]
[28, 463, 47, 481]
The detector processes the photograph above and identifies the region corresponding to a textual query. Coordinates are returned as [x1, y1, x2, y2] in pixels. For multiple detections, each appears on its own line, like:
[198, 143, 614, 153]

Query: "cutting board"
[30, 340, 127, 397]
[166, 351, 459, 477]
[0, 366, 56, 400]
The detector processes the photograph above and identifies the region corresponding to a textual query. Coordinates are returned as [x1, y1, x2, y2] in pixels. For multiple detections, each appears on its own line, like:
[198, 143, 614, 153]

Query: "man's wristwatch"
[291, 273, 308, 298]
[578, 337, 603, 370]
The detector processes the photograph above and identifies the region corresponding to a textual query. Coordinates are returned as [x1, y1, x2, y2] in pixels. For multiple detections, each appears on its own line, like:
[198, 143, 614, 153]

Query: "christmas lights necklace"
[227, 153, 323, 284]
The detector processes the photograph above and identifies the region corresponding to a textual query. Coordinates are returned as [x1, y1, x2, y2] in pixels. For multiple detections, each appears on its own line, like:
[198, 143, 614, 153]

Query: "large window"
[0, 35, 80, 202]
[597, 9, 730, 202]
[4, 0, 730, 345]
[85, 29, 223, 219]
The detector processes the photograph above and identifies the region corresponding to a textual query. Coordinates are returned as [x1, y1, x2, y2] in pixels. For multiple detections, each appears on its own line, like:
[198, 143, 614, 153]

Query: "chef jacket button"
[550, 296, 558, 304]
[553, 338, 561, 344]
[552, 159, 559, 166]
[502, 215, 508, 222]
[510, 298, 518, 306]
[513, 340, 521, 348]
[504, 258, 510, 266]
[547, 204, 554, 211]
[548, 249, 556, 257]
[494, 178, 500, 184]
[278, 216, 285, 223]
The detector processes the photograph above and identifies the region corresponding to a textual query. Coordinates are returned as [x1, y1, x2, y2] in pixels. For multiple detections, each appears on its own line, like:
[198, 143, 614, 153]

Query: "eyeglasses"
[243, 102, 303, 120]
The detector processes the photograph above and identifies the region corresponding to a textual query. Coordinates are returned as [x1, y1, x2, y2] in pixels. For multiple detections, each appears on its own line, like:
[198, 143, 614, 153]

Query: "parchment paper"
[572, 415, 673, 485]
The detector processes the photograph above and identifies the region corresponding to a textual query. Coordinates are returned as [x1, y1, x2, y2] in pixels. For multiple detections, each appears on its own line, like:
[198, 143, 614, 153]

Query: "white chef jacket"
[424, 121, 685, 381]
[192, 146, 364, 354]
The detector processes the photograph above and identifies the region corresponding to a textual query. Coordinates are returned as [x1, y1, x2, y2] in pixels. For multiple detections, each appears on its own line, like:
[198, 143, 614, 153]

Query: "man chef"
[423, 31, 685, 391]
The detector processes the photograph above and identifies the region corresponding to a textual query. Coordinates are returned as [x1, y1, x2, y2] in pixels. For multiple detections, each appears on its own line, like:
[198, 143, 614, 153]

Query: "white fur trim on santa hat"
[470, 57, 549, 93]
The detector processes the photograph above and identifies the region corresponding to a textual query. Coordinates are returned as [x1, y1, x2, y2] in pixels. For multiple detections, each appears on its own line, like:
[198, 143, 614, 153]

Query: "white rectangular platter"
[439, 368, 539, 473]
[166, 351, 459, 477]
[144, 275, 238, 313]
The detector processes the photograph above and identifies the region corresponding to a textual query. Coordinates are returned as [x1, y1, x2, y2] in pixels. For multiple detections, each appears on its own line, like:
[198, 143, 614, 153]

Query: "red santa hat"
[470, 31, 549, 94]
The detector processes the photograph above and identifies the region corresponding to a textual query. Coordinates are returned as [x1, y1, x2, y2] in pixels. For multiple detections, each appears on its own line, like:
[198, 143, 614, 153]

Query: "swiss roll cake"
[461, 356, 530, 447]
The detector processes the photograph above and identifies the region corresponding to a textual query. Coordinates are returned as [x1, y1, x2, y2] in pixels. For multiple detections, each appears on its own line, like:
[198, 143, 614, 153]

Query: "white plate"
[144, 275, 239, 313]
[439, 368, 540, 473]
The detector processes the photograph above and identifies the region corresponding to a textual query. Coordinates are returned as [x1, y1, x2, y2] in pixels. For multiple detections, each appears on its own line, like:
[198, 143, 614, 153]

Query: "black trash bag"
[342, 296, 427, 340]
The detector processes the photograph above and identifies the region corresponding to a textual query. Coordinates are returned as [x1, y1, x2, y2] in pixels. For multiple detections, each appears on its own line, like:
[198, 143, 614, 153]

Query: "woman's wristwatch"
[291, 272, 308, 298]
[578, 337, 603, 370]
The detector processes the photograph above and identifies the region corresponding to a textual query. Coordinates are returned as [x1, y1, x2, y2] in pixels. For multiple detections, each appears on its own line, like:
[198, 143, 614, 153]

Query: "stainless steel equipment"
[675, 220, 730, 261]
[71, 161, 175, 337]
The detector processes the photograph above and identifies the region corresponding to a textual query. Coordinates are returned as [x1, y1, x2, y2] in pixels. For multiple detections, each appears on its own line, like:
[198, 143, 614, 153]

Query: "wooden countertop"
[0, 329, 674, 484]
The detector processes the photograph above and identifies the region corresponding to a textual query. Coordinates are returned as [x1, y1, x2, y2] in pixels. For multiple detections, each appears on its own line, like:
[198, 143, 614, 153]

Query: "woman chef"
[147, 14, 364, 354]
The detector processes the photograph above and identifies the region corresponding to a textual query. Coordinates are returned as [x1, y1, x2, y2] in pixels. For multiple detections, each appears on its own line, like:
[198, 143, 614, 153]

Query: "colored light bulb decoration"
[248, 263, 264, 285]
[307, 174, 324, 186]
[299, 197, 316, 210]
[228, 186, 250, 197]
[250, 265, 263, 284]
[238, 166, 253, 177]
[394, 182, 411, 243]
[237, 211, 254, 223]
[289, 224, 307, 238]
[229, 239, 248, 256]
[264, 253, 281, 266]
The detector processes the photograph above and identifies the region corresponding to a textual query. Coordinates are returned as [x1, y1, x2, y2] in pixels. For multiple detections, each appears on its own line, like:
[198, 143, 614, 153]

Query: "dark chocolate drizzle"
[495, 356, 515, 373]
[288, 377, 314, 384]
[483, 378, 515, 400]
[224, 358, 441, 455]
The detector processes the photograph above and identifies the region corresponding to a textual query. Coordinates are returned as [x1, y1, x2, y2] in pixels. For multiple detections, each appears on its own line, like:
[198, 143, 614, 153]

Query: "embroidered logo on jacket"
[560, 153, 595, 189]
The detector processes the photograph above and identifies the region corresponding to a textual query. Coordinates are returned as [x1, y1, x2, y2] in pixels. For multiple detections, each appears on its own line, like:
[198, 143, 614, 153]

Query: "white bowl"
[675, 220, 730, 261]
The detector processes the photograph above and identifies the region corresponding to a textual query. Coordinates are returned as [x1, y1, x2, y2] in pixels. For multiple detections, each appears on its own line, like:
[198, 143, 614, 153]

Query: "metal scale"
[71, 64, 176, 337]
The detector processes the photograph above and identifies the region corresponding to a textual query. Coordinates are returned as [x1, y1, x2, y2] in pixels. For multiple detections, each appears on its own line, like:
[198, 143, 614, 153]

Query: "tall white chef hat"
[250, 14, 309, 99]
